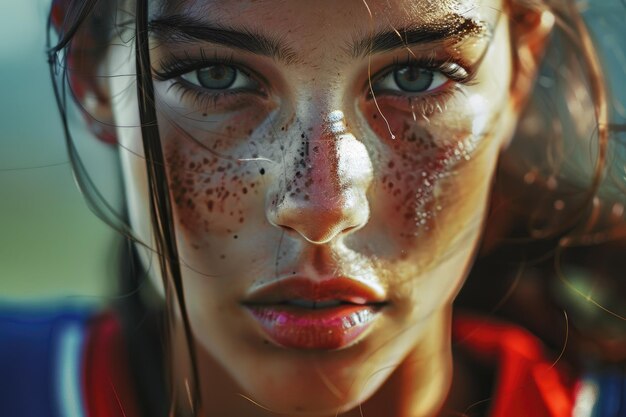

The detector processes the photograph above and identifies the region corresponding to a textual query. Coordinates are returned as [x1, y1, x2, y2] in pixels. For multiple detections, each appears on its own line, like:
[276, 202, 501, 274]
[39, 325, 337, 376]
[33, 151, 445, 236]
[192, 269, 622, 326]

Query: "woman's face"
[107, 0, 518, 413]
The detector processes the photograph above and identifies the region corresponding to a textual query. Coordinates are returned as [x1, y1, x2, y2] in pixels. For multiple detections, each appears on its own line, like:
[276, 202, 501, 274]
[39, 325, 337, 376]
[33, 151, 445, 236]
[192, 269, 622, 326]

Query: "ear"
[507, 2, 555, 111]
[51, 0, 117, 144]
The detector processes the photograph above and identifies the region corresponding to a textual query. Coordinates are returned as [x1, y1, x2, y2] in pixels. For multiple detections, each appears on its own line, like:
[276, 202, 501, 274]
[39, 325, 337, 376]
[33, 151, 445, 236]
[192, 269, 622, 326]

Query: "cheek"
[363, 99, 483, 241]
[158, 106, 271, 245]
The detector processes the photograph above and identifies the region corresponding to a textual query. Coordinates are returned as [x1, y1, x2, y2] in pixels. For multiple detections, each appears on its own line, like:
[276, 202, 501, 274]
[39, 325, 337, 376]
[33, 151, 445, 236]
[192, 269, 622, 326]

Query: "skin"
[94, 0, 552, 415]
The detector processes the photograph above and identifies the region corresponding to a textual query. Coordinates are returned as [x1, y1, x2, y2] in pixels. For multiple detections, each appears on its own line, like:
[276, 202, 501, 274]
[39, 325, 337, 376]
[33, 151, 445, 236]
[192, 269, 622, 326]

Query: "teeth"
[350, 297, 367, 305]
[286, 300, 343, 309]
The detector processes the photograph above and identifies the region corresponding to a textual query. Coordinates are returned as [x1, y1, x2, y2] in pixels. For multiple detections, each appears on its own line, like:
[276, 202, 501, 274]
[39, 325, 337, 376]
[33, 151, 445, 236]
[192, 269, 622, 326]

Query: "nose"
[267, 110, 373, 244]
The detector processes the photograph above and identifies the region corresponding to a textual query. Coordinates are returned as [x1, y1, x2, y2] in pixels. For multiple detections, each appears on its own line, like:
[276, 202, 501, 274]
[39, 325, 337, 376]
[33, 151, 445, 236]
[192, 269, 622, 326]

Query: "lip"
[242, 277, 387, 350]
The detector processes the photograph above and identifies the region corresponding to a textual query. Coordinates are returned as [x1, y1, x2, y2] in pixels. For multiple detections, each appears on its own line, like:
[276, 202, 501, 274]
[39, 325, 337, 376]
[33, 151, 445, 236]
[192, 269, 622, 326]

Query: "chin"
[226, 337, 397, 416]
[242, 374, 383, 417]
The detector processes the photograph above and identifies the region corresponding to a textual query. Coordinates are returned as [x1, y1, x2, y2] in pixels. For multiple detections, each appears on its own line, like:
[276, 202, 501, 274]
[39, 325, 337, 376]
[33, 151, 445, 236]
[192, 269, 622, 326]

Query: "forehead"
[154, 0, 502, 30]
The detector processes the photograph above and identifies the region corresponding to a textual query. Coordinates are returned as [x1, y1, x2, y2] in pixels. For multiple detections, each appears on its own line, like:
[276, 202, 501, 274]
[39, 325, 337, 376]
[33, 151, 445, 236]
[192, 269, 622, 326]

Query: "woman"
[2, 0, 624, 416]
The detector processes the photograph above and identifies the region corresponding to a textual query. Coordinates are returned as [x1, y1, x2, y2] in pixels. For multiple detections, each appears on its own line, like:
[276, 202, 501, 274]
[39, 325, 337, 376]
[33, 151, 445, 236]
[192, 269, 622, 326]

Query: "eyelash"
[365, 55, 476, 117]
[393, 55, 474, 82]
[153, 51, 476, 113]
[155, 50, 239, 80]
[154, 51, 265, 108]
[367, 55, 476, 98]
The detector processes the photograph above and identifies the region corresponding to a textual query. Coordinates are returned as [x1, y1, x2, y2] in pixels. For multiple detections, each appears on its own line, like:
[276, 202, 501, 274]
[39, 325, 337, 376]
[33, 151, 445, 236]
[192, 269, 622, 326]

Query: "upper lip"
[242, 276, 387, 306]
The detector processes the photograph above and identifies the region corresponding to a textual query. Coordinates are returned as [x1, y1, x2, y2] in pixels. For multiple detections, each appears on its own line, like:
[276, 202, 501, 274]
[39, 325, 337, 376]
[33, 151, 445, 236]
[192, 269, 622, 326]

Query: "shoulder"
[453, 314, 626, 417]
[453, 314, 576, 417]
[0, 305, 94, 417]
[0, 305, 142, 417]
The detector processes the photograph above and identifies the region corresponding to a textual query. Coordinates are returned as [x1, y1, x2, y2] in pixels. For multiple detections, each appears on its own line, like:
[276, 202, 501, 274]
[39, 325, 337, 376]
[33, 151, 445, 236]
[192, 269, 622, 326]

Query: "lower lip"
[246, 305, 380, 350]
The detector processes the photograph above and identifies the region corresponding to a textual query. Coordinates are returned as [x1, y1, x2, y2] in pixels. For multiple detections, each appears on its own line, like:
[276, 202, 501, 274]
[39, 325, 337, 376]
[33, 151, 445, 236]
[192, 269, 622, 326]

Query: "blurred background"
[0, 0, 120, 303]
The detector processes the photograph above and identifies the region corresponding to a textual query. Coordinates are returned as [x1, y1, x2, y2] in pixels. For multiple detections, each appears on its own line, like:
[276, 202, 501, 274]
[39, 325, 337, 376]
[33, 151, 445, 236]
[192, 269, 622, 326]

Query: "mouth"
[242, 277, 387, 350]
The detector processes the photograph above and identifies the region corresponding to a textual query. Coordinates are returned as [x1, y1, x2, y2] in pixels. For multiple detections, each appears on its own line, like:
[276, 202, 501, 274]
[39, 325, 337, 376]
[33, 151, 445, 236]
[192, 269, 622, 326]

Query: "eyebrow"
[149, 14, 299, 64]
[350, 16, 488, 58]
[149, 13, 488, 63]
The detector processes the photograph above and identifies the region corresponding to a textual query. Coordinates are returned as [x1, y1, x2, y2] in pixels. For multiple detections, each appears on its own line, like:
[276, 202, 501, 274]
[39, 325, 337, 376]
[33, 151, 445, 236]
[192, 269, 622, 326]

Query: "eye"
[181, 64, 258, 91]
[373, 66, 450, 94]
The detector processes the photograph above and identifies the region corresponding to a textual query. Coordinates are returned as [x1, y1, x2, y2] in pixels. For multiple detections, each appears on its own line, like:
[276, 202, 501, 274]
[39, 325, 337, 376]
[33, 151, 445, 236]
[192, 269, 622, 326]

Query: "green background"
[0, 1, 119, 303]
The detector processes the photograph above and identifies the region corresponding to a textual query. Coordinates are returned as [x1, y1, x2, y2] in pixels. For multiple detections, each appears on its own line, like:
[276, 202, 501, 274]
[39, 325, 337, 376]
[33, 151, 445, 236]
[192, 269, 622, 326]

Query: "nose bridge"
[267, 106, 373, 244]
[308, 110, 349, 202]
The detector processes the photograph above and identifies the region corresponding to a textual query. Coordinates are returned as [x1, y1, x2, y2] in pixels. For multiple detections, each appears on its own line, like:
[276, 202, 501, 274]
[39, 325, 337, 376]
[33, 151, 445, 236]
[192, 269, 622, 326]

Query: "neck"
[170, 309, 454, 417]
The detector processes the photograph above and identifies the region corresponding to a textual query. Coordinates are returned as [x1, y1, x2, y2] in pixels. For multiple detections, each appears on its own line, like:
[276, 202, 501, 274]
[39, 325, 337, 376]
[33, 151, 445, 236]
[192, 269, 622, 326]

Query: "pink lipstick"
[243, 277, 386, 350]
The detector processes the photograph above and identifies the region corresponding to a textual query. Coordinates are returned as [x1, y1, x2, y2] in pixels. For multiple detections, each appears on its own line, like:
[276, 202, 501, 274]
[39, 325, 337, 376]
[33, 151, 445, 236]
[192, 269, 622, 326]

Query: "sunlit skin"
[100, 0, 551, 415]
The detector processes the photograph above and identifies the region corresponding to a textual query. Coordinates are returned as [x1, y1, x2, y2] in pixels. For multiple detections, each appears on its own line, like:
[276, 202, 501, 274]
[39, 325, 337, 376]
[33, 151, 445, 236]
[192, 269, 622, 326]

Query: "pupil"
[210, 66, 227, 80]
[197, 65, 236, 89]
[394, 67, 434, 93]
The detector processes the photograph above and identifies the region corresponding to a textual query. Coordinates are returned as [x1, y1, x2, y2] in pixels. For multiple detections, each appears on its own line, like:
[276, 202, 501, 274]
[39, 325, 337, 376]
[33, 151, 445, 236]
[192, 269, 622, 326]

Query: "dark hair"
[47, 0, 625, 414]
[49, 0, 202, 414]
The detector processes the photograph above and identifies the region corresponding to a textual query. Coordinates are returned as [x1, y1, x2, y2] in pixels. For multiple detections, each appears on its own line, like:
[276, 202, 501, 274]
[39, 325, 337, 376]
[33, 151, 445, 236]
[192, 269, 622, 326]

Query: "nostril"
[278, 225, 296, 233]
[341, 225, 359, 234]
[270, 208, 365, 245]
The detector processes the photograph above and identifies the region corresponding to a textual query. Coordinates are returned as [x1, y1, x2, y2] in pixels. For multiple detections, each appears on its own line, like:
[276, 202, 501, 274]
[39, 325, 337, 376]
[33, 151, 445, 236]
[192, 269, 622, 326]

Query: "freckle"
[250, 183, 256, 188]
[304, 194, 310, 201]
[259, 168, 266, 175]
[234, 235, 239, 239]
[220, 254, 226, 260]
[207, 201, 214, 211]
[189, 162, 196, 169]
[388, 161, 395, 169]
[242, 187, 248, 194]
[372, 114, 377, 119]
[239, 217, 244, 223]
[389, 182, 394, 189]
